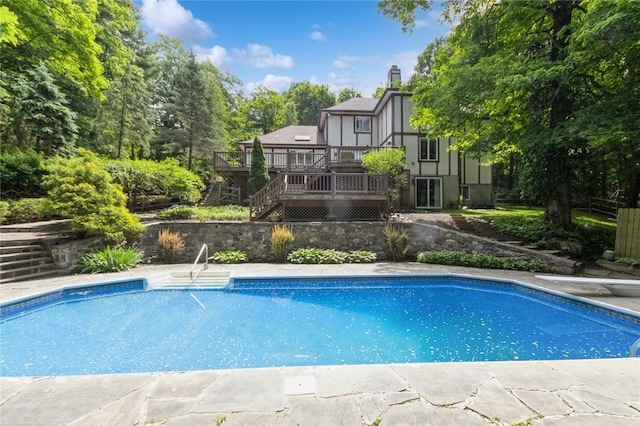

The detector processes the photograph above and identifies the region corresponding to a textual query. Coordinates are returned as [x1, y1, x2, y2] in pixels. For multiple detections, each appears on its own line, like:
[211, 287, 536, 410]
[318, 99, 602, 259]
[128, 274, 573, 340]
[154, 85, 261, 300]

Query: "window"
[461, 185, 470, 201]
[290, 151, 313, 167]
[419, 138, 438, 161]
[355, 116, 371, 133]
[415, 177, 442, 208]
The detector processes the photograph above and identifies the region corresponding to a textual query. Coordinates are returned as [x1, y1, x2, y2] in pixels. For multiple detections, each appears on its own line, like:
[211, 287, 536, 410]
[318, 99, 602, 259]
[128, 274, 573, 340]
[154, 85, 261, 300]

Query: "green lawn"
[443, 205, 616, 231]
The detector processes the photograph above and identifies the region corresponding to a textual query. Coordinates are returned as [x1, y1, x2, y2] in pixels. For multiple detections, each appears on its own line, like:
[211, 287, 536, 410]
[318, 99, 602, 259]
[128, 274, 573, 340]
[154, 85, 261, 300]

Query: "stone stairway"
[0, 220, 74, 284]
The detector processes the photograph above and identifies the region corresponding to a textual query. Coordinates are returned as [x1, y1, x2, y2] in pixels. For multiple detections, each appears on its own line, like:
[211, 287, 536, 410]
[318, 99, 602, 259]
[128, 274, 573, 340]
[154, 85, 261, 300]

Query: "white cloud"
[140, 0, 214, 41]
[195, 43, 295, 69]
[233, 44, 295, 69]
[415, 19, 433, 29]
[310, 30, 325, 41]
[193, 45, 231, 67]
[332, 55, 360, 69]
[246, 74, 294, 93]
[309, 76, 320, 85]
[328, 72, 358, 93]
[386, 50, 420, 79]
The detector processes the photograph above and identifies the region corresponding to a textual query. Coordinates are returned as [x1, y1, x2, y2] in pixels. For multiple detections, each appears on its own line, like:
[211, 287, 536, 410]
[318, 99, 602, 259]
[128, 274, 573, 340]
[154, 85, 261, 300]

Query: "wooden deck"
[249, 172, 388, 221]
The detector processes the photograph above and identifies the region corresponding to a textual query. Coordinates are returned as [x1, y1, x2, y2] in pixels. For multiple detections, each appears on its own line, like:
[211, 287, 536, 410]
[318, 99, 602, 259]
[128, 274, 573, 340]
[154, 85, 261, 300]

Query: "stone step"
[0, 256, 55, 272]
[0, 250, 50, 263]
[0, 219, 72, 233]
[0, 244, 45, 255]
[0, 268, 61, 284]
[0, 261, 57, 281]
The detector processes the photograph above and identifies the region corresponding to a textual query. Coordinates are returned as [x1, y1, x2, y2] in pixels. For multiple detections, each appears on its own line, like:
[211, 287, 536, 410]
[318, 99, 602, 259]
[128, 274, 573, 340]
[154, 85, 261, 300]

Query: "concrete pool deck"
[1, 263, 639, 425]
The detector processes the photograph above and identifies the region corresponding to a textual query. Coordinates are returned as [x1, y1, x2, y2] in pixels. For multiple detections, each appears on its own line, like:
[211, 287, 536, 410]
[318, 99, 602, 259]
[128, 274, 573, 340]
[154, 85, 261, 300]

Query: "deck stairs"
[148, 270, 232, 290]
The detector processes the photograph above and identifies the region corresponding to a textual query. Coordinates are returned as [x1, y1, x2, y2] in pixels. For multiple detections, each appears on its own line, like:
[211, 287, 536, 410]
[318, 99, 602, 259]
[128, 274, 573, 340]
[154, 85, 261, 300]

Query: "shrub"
[616, 257, 640, 267]
[0, 150, 46, 199]
[384, 224, 410, 261]
[73, 246, 143, 274]
[42, 149, 144, 244]
[287, 248, 376, 264]
[345, 250, 377, 263]
[157, 229, 184, 262]
[416, 250, 544, 272]
[271, 224, 295, 262]
[104, 158, 204, 210]
[7, 198, 49, 223]
[157, 207, 196, 219]
[288, 248, 347, 264]
[0, 201, 9, 223]
[210, 250, 248, 264]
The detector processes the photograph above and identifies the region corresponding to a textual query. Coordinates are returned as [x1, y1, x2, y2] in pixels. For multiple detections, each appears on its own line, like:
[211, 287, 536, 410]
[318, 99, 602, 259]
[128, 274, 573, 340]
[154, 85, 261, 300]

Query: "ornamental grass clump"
[271, 224, 295, 262]
[73, 246, 143, 274]
[384, 224, 410, 261]
[157, 229, 184, 262]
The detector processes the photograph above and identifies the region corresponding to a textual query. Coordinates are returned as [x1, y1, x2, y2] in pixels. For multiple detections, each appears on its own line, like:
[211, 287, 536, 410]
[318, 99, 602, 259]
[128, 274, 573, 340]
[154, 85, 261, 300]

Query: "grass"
[443, 205, 616, 231]
[157, 205, 249, 221]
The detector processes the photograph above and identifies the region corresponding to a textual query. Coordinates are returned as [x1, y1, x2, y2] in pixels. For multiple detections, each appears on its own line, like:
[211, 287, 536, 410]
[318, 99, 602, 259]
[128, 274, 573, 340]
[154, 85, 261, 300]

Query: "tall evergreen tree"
[249, 136, 269, 192]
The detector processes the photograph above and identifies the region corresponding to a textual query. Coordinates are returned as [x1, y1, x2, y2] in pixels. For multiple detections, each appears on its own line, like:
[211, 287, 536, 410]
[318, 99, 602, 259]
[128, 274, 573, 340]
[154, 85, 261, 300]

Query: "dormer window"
[355, 116, 371, 133]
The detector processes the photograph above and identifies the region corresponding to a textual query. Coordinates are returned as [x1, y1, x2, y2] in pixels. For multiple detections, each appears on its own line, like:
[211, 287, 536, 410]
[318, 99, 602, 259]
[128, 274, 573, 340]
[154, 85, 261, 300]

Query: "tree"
[372, 87, 386, 98]
[284, 81, 336, 125]
[4, 62, 78, 156]
[244, 85, 289, 134]
[42, 149, 143, 243]
[97, 64, 152, 159]
[361, 148, 407, 210]
[249, 136, 269, 192]
[380, 0, 639, 226]
[337, 88, 362, 103]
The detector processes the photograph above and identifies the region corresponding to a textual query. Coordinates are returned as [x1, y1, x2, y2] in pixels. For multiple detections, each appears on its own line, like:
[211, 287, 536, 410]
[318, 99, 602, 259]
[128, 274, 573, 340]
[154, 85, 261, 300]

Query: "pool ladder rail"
[631, 337, 640, 357]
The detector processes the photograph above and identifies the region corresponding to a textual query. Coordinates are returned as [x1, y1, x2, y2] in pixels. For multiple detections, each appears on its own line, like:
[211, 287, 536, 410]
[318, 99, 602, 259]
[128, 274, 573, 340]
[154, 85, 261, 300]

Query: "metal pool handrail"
[190, 244, 208, 280]
[631, 337, 640, 357]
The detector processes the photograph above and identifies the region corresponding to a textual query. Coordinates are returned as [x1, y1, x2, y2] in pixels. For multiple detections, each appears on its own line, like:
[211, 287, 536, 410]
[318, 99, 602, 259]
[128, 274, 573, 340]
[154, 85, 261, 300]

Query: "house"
[213, 66, 492, 221]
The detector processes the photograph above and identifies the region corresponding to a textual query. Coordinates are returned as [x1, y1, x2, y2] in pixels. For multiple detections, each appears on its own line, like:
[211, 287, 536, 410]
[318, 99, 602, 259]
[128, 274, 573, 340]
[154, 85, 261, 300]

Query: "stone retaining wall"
[138, 221, 578, 274]
[48, 236, 105, 271]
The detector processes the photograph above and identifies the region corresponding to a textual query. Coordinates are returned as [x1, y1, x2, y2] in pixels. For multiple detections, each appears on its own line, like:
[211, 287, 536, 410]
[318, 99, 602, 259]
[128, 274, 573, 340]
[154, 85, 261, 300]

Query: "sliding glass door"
[415, 177, 442, 209]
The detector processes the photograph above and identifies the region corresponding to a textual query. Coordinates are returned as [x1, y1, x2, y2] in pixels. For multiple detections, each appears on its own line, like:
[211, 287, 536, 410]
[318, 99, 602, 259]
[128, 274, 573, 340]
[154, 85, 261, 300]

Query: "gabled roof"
[318, 88, 411, 130]
[239, 125, 326, 148]
[323, 97, 379, 113]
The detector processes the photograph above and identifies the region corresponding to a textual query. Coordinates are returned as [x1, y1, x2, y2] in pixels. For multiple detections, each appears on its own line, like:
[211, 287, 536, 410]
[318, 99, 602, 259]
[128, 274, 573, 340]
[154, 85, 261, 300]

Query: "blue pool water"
[1, 275, 639, 376]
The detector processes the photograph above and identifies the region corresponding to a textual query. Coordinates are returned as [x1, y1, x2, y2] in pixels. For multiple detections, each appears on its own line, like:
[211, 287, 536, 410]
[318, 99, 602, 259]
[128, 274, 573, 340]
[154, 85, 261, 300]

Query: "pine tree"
[249, 136, 269, 192]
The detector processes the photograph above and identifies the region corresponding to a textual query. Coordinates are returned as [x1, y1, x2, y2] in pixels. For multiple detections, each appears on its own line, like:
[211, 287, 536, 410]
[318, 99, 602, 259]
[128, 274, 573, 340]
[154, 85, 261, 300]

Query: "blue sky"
[139, 0, 450, 97]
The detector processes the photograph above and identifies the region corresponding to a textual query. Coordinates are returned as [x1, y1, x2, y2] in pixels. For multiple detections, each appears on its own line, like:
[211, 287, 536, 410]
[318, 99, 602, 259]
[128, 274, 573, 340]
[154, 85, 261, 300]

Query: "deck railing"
[214, 150, 329, 171]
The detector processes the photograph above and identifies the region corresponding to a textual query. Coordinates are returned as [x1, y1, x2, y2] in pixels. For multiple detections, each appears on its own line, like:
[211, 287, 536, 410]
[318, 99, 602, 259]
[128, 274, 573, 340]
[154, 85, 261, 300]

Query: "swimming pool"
[1, 275, 639, 377]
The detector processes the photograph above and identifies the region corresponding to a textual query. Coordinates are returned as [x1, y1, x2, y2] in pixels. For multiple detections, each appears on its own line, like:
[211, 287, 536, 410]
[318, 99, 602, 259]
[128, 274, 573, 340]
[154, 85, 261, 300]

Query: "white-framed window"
[419, 138, 438, 161]
[290, 151, 314, 167]
[415, 177, 442, 209]
[355, 116, 371, 133]
[461, 185, 470, 201]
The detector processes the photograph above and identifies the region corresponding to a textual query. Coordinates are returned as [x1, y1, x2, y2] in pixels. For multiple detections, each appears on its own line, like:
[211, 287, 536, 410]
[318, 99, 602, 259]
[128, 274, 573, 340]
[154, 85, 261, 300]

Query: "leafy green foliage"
[249, 137, 270, 192]
[417, 251, 544, 272]
[4, 63, 78, 156]
[157, 205, 249, 221]
[6, 198, 50, 223]
[337, 88, 362, 103]
[284, 81, 336, 125]
[288, 248, 376, 264]
[0, 201, 9, 223]
[42, 149, 143, 243]
[271, 224, 295, 263]
[210, 250, 248, 264]
[243, 85, 295, 134]
[361, 148, 408, 209]
[0, 150, 46, 199]
[73, 246, 143, 274]
[383, 224, 410, 261]
[616, 257, 640, 267]
[104, 158, 204, 210]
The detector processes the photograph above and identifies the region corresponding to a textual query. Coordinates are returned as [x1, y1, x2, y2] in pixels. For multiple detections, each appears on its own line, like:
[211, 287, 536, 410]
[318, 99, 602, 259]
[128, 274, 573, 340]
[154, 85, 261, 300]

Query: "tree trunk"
[546, 0, 575, 227]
